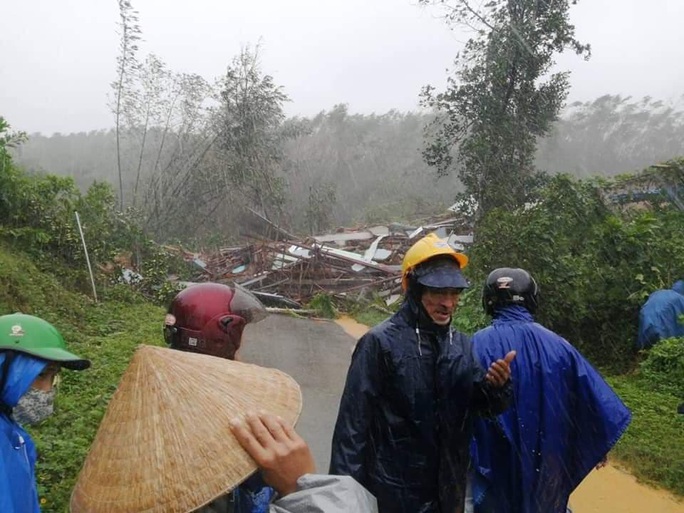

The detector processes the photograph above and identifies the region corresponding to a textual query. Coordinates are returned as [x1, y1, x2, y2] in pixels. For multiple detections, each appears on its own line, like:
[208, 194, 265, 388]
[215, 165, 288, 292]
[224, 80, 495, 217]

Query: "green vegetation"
[607, 372, 684, 495]
[421, 0, 589, 215]
[639, 337, 684, 398]
[307, 293, 339, 319]
[0, 244, 165, 512]
[470, 163, 684, 371]
[1, 119, 171, 511]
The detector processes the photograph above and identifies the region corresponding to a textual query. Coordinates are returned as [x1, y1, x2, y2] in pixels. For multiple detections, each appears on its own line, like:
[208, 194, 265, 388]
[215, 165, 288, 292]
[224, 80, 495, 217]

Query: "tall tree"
[214, 46, 291, 221]
[420, 0, 590, 215]
[111, 0, 142, 209]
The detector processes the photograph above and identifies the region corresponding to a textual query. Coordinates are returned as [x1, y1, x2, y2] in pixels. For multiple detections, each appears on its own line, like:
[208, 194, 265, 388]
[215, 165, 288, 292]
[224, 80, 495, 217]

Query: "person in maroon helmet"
[164, 282, 269, 360]
[164, 282, 272, 513]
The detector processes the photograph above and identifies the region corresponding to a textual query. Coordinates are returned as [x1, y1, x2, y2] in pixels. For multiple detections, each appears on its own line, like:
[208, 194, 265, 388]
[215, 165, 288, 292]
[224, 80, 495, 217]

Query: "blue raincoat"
[470, 306, 632, 513]
[199, 474, 274, 513]
[234, 476, 274, 513]
[330, 298, 511, 513]
[637, 280, 684, 349]
[0, 352, 49, 513]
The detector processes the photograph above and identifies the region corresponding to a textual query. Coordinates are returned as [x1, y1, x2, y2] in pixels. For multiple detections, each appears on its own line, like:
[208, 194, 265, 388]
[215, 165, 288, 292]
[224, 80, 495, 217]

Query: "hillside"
[0, 244, 165, 511]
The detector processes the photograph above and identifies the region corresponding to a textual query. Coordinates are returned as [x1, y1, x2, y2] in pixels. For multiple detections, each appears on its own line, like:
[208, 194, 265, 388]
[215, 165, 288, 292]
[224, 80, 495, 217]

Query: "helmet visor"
[230, 284, 268, 324]
[415, 258, 469, 289]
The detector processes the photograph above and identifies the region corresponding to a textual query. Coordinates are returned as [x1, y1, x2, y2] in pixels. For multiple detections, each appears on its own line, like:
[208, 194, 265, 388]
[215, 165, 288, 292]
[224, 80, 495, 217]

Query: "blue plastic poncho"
[236, 475, 275, 513]
[637, 280, 684, 349]
[199, 473, 274, 513]
[470, 306, 632, 513]
[0, 352, 49, 513]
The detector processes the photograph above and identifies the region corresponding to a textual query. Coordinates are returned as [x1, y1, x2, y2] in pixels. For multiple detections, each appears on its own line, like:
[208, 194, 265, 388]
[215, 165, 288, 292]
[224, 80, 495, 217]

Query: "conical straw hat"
[70, 345, 302, 513]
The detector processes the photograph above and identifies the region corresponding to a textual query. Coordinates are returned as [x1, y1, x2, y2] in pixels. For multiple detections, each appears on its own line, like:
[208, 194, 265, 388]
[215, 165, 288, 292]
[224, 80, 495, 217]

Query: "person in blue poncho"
[638, 279, 684, 349]
[467, 268, 632, 513]
[0, 313, 91, 513]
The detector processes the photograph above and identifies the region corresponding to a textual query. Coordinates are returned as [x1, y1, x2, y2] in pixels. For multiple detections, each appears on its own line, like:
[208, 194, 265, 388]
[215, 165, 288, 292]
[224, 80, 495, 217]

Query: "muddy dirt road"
[242, 315, 683, 512]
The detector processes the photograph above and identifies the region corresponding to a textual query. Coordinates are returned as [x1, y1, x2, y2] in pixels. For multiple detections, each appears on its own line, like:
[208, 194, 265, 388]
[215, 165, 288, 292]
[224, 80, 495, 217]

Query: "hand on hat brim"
[230, 411, 315, 496]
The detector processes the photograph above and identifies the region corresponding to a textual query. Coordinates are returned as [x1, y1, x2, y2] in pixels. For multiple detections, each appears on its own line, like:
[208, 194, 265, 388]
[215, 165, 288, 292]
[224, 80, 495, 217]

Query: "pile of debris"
[171, 212, 473, 308]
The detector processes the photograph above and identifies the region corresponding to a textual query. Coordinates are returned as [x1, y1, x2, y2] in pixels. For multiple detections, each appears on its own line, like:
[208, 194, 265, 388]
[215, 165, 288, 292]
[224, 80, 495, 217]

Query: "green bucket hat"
[0, 313, 90, 370]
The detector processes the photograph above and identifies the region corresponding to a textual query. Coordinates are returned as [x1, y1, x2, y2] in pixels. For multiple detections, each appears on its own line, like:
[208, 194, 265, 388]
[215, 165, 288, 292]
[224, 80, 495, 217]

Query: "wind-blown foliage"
[112, 0, 142, 209]
[0, 121, 186, 302]
[537, 94, 684, 176]
[420, 0, 590, 216]
[468, 160, 684, 369]
[213, 46, 293, 222]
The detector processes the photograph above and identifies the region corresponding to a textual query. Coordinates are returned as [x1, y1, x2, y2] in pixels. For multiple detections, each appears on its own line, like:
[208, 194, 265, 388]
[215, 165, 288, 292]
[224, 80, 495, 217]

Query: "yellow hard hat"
[401, 233, 469, 291]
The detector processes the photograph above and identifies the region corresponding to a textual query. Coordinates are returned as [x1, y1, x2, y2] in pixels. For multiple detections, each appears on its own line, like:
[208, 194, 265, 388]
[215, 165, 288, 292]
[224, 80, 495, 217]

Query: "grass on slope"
[0, 245, 165, 512]
[606, 374, 684, 496]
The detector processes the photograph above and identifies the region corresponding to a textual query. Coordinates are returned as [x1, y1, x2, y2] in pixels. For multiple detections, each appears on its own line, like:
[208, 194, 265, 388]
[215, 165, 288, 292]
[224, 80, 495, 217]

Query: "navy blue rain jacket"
[637, 280, 684, 349]
[329, 299, 511, 513]
[470, 306, 632, 513]
[1, 352, 49, 513]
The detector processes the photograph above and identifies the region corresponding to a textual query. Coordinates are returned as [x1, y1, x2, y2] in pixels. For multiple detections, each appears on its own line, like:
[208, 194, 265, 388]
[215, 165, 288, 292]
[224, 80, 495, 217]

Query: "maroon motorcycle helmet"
[164, 282, 268, 359]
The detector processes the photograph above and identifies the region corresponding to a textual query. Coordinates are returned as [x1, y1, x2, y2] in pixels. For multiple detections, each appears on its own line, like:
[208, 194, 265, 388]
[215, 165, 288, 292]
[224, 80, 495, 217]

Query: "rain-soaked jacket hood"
[637, 280, 684, 349]
[672, 280, 684, 296]
[1, 351, 48, 409]
[1, 351, 48, 513]
[470, 305, 632, 513]
[330, 296, 511, 513]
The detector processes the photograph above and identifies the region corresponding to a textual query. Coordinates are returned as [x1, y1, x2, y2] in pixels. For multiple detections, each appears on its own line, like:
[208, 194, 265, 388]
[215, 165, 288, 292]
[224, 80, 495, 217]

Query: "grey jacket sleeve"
[269, 474, 377, 513]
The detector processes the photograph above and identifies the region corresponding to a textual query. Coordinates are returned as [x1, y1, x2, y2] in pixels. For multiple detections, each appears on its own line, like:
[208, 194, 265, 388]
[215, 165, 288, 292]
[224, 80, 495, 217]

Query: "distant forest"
[12, 94, 684, 241]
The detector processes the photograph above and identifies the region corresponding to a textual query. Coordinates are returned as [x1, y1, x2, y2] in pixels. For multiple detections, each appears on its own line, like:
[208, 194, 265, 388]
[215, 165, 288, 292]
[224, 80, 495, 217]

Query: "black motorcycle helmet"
[482, 267, 539, 315]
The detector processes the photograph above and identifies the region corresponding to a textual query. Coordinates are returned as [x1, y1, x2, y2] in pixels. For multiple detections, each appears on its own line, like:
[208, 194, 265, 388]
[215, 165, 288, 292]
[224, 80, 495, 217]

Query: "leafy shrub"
[640, 337, 684, 397]
[307, 293, 338, 319]
[451, 287, 489, 335]
[470, 168, 684, 370]
[0, 119, 191, 305]
[606, 374, 684, 496]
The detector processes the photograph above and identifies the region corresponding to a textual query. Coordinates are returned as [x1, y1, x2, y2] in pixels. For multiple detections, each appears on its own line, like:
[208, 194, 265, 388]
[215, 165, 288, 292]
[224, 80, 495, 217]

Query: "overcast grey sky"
[1, 0, 683, 135]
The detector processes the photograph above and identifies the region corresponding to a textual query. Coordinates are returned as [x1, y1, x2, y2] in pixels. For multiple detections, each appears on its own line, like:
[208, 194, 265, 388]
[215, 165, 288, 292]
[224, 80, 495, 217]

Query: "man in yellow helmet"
[329, 233, 515, 513]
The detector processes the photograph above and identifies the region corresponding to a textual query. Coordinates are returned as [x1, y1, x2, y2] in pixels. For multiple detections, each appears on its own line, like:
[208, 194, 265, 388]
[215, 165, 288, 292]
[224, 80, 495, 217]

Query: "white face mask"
[13, 387, 55, 425]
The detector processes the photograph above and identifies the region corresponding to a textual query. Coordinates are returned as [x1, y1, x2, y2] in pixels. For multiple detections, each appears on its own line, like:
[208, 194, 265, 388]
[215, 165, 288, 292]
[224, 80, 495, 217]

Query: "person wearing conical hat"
[70, 331, 377, 512]
[0, 313, 91, 513]
[330, 233, 515, 513]
[164, 282, 274, 513]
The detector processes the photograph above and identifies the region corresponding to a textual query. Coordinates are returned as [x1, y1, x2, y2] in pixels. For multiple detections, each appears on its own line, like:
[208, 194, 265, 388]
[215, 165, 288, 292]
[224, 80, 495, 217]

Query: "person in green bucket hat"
[0, 313, 90, 512]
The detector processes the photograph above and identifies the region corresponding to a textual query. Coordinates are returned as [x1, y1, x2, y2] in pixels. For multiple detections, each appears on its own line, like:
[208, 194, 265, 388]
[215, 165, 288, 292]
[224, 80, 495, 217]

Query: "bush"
[469, 169, 684, 370]
[640, 337, 684, 397]
[307, 293, 338, 319]
[0, 120, 192, 306]
[451, 287, 489, 335]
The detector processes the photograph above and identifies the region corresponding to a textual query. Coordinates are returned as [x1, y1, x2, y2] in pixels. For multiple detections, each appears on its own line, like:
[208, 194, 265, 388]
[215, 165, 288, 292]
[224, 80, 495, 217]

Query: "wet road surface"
[241, 314, 357, 472]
